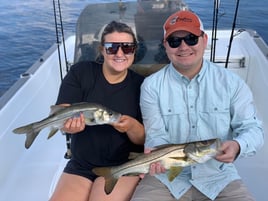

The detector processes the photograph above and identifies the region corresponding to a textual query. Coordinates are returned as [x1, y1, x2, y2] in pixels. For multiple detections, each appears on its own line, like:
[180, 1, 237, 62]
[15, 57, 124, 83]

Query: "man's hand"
[139, 148, 166, 179]
[144, 148, 166, 175]
[215, 140, 240, 163]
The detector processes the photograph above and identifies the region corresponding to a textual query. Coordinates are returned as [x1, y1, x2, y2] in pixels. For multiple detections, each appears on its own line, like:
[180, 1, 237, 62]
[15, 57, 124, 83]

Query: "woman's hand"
[112, 115, 134, 133]
[61, 112, 86, 134]
[111, 115, 145, 145]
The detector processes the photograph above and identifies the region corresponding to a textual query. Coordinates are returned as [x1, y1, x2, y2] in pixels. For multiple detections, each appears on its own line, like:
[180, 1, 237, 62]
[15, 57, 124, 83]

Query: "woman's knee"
[49, 173, 92, 201]
[89, 176, 140, 201]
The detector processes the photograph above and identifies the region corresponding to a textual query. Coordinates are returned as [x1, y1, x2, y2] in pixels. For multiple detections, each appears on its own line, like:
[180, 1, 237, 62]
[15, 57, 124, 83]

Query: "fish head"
[184, 138, 221, 163]
[93, 108, 121, 124]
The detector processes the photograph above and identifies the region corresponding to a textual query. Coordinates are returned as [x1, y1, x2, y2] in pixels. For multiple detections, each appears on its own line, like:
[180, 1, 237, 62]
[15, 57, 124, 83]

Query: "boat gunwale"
[0, 43, 58, 110]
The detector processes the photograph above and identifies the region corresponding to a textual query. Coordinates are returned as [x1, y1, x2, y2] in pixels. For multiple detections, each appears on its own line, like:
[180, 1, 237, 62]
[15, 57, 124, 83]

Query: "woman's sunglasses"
[103, 42, 136, 55]
[166, 33, 203, 48]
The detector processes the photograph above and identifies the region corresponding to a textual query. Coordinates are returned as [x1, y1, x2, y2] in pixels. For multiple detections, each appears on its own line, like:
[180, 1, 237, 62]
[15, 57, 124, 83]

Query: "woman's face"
[101, 31, 135, 74]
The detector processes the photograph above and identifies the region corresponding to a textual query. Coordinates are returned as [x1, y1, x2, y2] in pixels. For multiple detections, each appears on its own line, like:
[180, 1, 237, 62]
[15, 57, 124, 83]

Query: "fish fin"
[49, 105, 66, 115]
[13, 123, 34, 134]
[92, 167, 111, 177]
[122, 172, 141, 176]
[13, 123, 41, 149]
[71, 102, 88, 106]
[128, 152, 143, 160]
[104, 176, 118, 194]
[169, 156, 187, 160]
[153, 144, 185, 150]
[47, 128, 59, 139]
[92, 167, 118, 194]
[168, 166, 183, 182]
[154, 144, 172, 149]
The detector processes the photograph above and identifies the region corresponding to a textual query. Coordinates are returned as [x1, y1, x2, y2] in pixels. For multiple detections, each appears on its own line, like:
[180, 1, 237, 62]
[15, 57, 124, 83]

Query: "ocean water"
[0, 0, 267, 97]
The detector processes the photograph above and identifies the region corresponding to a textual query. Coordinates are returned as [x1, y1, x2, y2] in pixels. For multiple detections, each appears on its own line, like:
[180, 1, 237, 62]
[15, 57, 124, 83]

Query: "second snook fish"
[92, 138, 222, 194]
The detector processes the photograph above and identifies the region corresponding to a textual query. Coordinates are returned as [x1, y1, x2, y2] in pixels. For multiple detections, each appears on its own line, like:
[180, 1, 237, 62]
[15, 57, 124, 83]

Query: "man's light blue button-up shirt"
[140, 60, 264, 200]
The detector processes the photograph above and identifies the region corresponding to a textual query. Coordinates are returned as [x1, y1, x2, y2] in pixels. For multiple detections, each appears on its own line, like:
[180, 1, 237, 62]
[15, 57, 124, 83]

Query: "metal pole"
[225, 0, 240, 68]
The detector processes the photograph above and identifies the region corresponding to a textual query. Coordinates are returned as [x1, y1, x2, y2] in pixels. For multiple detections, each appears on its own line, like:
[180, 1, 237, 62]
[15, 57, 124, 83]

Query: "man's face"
[164, 30, 208, 78]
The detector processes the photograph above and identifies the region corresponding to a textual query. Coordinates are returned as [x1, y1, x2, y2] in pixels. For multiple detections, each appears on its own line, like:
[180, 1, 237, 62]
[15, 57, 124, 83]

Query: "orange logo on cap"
[170, 16, 192, 25]
[170, 16, 178, 25]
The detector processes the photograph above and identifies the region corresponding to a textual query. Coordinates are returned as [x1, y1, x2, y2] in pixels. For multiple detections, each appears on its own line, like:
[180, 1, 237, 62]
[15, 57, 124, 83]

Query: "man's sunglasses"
[103, 42, 136, 55]
[166, 33, 203, 48]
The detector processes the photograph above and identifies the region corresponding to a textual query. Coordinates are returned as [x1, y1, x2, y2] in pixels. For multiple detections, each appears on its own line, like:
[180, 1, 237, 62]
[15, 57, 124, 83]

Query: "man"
[131, 10, 264, 201]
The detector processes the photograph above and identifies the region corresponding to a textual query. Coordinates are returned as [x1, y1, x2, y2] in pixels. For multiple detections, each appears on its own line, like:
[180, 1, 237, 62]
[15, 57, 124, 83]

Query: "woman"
[50, 21, 145, 201]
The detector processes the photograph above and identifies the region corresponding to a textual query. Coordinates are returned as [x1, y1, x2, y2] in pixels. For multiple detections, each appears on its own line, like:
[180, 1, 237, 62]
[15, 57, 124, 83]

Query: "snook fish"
[92, 138, 221, 194]
[13, 102, 121, 149]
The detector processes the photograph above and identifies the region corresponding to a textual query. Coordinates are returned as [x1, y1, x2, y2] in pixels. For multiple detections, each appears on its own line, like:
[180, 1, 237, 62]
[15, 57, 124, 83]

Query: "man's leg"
[131, 175, 177, 201]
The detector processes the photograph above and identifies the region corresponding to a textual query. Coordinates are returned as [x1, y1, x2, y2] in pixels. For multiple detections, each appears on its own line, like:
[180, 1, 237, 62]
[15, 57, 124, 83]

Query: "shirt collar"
[169, 59, 207, 83]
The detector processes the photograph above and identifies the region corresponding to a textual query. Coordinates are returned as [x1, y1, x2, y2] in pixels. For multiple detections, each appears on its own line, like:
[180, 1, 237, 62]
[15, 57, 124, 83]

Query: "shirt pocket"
[198, 103, 230, 139]
[161, 102, 189, 142]
[192, 159, 227, 179]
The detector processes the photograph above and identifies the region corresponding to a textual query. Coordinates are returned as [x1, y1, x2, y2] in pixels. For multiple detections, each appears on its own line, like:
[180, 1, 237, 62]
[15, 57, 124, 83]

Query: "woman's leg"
[49, 173, 93, 201]
[89, 176, 140, 201]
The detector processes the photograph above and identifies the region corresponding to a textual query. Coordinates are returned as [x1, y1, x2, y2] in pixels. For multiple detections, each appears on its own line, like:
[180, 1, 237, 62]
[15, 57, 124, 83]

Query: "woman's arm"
[112, 115, 145, 145]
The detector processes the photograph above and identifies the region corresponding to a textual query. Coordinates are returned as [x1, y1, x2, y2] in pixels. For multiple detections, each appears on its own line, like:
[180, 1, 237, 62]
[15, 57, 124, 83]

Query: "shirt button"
[192, 125, 195, 129]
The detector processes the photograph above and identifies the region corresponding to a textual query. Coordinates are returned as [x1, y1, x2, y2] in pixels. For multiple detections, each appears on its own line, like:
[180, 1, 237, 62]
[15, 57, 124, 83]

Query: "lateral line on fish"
[28, 106, 97, 131]
[111, 145, 186, 175]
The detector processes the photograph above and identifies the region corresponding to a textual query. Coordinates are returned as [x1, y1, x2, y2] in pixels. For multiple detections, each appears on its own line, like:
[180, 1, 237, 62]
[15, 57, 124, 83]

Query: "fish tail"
[13, 123, 41, 149]
[92, 167, 118, 194]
